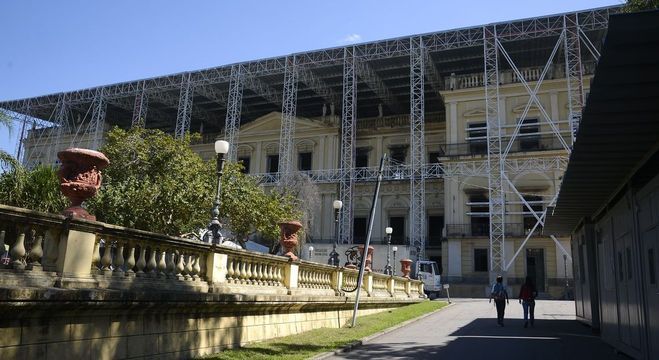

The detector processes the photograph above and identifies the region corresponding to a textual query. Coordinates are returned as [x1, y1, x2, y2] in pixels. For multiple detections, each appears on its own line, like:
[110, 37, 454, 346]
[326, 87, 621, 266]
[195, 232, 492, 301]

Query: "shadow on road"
[337, 318, 632, 360]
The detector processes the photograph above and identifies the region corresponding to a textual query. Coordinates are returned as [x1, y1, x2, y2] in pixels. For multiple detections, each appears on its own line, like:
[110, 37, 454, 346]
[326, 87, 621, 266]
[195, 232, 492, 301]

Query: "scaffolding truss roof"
[0, 6, 618, 134]
[545, 9, 659, 234]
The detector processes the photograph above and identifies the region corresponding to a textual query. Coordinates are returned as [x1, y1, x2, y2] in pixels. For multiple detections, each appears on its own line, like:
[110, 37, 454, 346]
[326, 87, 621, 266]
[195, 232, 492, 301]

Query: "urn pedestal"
[400, 258, 413, 278]
[278, 221, 303, 261]
[57, 148, 110, 221]
[357, 245, 375, 271]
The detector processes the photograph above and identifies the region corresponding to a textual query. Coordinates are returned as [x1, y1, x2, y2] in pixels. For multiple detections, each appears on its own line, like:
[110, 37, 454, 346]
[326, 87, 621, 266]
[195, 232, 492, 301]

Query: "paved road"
[327, 298, 630, 360]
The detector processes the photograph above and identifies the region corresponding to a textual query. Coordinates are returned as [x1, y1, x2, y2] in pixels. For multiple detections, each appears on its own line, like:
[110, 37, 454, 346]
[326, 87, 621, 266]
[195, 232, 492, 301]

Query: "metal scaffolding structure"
[175, 73, 194, 139]
[409, 36, 427, 258]
[224, 64, 244, 162]
[339, 47, 357, 244]
[278, 56, 299, 182]
[131, 82, 149, 128]
[0, 6, 617, 255]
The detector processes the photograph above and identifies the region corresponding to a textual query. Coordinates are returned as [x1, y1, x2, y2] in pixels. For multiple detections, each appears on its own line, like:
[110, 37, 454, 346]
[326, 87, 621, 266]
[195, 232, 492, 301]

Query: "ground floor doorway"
[526, 248, 546, 292]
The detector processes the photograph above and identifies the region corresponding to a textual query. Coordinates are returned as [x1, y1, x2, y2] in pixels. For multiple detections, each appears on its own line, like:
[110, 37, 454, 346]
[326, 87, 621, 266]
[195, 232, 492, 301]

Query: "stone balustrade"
[0, 203, 426, 359]
[0, 203, 425, 298]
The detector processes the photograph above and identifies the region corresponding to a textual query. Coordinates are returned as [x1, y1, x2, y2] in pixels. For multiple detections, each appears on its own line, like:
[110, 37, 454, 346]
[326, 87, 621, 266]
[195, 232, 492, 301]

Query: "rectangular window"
[522, 196, 544, 234]
[298, 152, 312, 171]
[356, 148, 369, 168]
[649, 248, 656, 285]
[428, 216, 444, 246]
[353, 217, 368, 244]
[428, 152, 441, 164]
[470, 193, 489, 236]
[474, 248, 488, 272]
[267, 154, 279, 173]
[389, 217, 405, 244]
[468, 122, 487, 155]
[519, 118, 540, 151]
[429, 256, 443, 275]
[390, 148, 406, 163]
[238, 156, 250, 174]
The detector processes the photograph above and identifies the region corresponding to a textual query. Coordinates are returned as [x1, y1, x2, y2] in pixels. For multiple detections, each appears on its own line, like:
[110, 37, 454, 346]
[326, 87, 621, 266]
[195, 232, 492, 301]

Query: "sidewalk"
[325, 298, 630, 360]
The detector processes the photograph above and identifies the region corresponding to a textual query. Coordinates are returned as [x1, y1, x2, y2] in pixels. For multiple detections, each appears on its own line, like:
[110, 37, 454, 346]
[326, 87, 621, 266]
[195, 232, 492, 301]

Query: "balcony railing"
[444, 62, 597, 90]
[439, 135, 567, 157]
[446, 223, 529, 237]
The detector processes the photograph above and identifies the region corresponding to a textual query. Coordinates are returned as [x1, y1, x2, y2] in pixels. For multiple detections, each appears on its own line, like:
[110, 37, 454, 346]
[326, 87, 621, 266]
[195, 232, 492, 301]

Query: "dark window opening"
[474, 248, 488, 272]
[468, 122, 487, 155]
[519, 118, 540, 151]
[267, 155, 279, 173]
[470, 193, 489, 236]
[298, 152, 312, 171]
[428, 152, 441, 164]
[238, 156, 250, 174]
[389, 217, 405, 244]
[353, 217, 368, 244]
[522, 195, 544, 234]
[356, 148, 369, 168]
[390, 148, 407, 163]
[428, 216, 444, 246]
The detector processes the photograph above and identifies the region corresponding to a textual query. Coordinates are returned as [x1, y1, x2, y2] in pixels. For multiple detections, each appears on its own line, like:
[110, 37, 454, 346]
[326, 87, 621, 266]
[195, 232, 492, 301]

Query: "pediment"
[239, 112, 334, 136]
[511, 104, 542, 114]
[463, 108, 486, 118]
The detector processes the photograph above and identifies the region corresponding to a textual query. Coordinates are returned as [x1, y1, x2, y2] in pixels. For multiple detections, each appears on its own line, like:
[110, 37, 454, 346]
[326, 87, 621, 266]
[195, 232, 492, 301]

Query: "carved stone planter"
[400, 258, 413, 278]
[278, 220, 303, 261]
[57, 148, 110, 221]
[357, 245, 375, 271]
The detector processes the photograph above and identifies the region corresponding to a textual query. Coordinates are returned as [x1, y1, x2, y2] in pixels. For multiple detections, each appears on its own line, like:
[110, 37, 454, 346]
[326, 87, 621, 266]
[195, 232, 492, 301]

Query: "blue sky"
[0, 0, 621, 156]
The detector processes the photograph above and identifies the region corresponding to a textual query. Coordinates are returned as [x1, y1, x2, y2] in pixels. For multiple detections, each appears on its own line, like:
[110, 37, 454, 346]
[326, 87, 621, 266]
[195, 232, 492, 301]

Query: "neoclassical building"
[5, 6, 619, 297]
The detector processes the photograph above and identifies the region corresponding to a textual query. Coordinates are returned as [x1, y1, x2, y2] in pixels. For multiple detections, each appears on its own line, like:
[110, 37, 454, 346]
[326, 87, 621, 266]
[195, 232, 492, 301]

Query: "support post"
[409, 36, 427, 259]
[175, 73, 194, 139]
[278, 56, 298, 184]
[483, 25, 506, 285]
[339, 46, 357, 244]
[131, 82, 149, 128]
[225, 64, 244, 162]
[90, 89, 107, 149]
[564, 13, 585, 144]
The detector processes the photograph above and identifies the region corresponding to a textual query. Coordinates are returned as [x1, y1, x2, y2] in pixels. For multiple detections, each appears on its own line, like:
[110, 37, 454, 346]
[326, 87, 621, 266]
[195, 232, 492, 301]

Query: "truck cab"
[412, 260, 442, 299]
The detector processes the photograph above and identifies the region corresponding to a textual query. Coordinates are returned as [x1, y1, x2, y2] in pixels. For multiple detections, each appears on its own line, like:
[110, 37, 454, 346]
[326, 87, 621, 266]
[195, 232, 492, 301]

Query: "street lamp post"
[392, 246, 398, 276]
[328, 200, 343, 266]
[384, 227, 393, 275]
[208, 140, 230, 244]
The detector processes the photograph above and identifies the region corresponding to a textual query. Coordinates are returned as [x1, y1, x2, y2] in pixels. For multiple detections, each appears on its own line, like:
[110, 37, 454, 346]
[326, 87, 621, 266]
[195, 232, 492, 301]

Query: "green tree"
[87, 127, 301, 247]
[0, 153, 67, 213]
[624, 0, 659, 12]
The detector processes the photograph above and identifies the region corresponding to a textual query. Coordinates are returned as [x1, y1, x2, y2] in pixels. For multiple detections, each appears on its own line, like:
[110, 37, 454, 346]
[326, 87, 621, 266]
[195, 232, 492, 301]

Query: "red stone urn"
[357, 245, 375, 271]
[57, 148, 110, 221]
[278, 220, 303, 261]
[400, 258, 413, 278]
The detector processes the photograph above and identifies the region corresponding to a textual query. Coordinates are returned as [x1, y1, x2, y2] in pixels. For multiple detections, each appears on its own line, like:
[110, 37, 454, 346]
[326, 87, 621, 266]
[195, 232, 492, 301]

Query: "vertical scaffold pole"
[14, 101, 31, 164]
[564, 13, 584, 144]
[175, 73, 193, 139]
[131, 81, 149, 128]
[90, 88, 107, 149]
[339, 46, 357, 244]
[225, 64, 244, 162]
[409, 36, 427, 259]
[484, 25, 506, 285]
[47, 94, 70, 165]
[278, 56, 298, 184]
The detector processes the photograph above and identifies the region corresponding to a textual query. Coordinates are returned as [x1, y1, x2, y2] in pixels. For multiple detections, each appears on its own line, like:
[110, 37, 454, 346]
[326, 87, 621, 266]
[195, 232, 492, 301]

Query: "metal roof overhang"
[544, 10, 659, 234]
[0, 6, 617, 134]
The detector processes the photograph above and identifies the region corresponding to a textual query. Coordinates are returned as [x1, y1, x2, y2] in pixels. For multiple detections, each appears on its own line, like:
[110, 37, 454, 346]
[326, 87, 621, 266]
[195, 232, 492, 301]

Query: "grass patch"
[202, 300, 448, 360]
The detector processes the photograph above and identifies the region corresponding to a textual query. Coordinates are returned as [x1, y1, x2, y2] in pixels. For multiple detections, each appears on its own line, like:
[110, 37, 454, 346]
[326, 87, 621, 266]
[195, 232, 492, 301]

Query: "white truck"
[411, 260, 442, 299]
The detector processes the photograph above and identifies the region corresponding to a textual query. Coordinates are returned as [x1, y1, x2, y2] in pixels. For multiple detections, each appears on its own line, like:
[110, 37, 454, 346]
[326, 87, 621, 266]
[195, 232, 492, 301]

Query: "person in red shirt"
[518, 276, 538, 328]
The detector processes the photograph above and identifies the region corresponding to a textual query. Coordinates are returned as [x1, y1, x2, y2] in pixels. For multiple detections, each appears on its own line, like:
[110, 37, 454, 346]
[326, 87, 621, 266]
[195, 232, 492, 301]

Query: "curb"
[312, 301, 455, 359]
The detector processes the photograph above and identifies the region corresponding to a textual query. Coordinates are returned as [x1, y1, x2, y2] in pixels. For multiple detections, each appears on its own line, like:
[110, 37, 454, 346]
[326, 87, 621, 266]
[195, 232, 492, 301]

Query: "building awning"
[544, 10, 659, 234]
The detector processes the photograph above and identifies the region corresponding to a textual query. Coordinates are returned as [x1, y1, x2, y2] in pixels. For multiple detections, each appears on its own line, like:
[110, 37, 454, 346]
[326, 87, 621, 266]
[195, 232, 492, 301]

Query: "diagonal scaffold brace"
[350, 154, 386, 328]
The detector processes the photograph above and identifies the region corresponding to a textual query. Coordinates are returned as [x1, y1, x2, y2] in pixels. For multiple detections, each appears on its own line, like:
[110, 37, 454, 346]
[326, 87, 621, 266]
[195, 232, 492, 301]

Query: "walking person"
[489, 275, 509, 326]
[518, 276, 538, 328]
